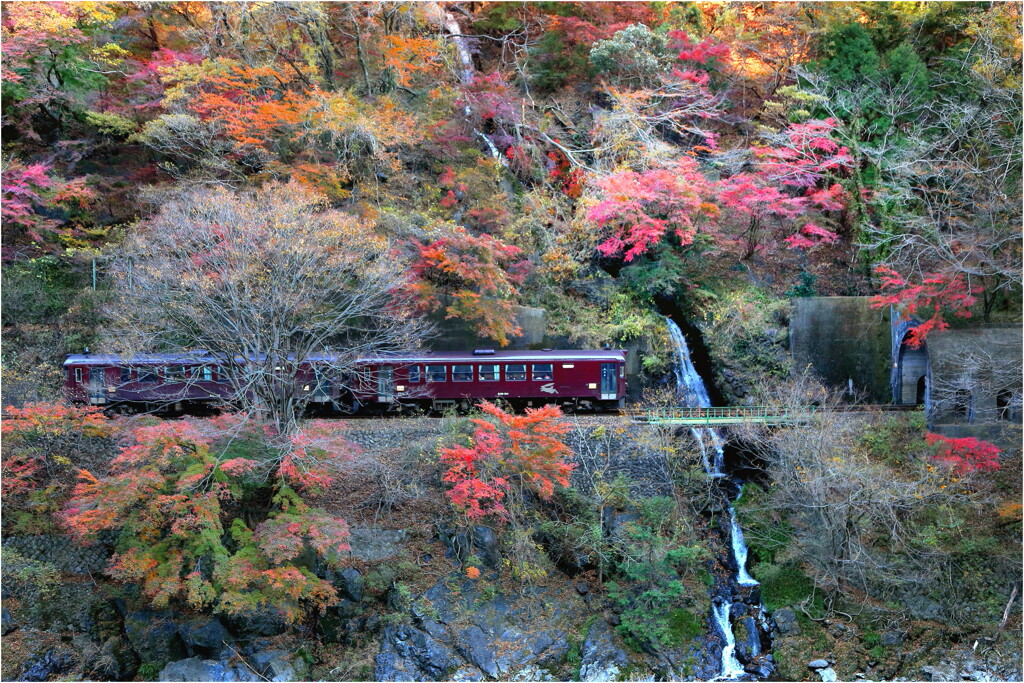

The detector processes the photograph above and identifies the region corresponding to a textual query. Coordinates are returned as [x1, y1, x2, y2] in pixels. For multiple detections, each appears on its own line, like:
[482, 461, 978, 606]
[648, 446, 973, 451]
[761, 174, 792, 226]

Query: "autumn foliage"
[871, 267, 980, 346]
[61, 416, 353, 622]
[926, 433, 1001, 475]
[439, 401, 574, 523]
[1, 403, 110, 498]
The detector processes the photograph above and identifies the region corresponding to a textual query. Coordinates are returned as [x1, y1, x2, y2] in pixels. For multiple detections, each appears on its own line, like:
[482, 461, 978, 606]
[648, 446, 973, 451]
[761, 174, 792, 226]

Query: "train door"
[88, 367, 106, 404]
[600, 363, 617, 400]
[377, 366, 394, 403]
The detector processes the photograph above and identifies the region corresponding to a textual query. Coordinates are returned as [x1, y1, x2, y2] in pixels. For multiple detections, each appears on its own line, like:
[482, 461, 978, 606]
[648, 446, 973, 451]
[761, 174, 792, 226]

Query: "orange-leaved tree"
[62, 416, 353, 623]
[410, 226, 529, 347]
[439, 401, 575, 524]
[1, 403, 114, 533]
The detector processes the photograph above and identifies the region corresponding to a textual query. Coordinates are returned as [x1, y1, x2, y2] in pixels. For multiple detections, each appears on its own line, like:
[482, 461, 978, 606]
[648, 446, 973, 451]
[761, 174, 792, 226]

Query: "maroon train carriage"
[350, 349, 627, 413]
[64, 348, 627, 414]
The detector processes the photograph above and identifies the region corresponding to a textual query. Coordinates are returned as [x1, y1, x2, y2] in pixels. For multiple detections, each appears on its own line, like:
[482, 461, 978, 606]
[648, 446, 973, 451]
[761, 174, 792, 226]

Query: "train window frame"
[532, 363, 553, 381]
[166, 365, 187, 381]
[452, 364, 473, 382]
[199, 366, 214, 381]
[216, 366, 230, 383]
[74, 367, 83, 383]
[506, 364, 527, 381]
[408, 365, 421, 383]
[120, 367, 134, 384]
[426, 365, 447, 382]
[138, 367, 158, 383]
[479, 364, 500, 381]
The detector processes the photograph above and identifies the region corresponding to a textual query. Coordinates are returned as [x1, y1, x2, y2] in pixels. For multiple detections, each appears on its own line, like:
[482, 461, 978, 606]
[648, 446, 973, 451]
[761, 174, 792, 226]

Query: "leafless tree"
[796, 15, 1023, 318]
[734, 374, 977, 602]
[106, 182, 430, 435]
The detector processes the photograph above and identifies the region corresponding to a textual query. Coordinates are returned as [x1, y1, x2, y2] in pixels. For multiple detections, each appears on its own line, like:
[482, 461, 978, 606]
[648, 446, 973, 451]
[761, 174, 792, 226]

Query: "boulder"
[158, 656, 261, 682]
[881, 631, 904, 647]
[819, 667, 838, 682]
[808, 659, 830, 669]
[179, 617, 233, 657]
[249, 649, 310, 682]
[920, 665, 959, 682]
[124, 610, 187, 664]
[772, 608, 800, 635]
[1, 607, 17, 635]
[338, 568, 365, 602]
[20, 650, 74, 682]
[348, 528, 409, 563]
[578, 620, 630, 682]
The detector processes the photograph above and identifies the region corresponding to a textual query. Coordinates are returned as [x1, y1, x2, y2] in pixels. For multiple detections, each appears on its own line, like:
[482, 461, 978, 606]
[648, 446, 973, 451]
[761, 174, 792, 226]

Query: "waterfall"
[665, 316, 762, 678]
[665, 317, 726, 476]
[712, 601, 747, 680]
[730, 504, 758, 587]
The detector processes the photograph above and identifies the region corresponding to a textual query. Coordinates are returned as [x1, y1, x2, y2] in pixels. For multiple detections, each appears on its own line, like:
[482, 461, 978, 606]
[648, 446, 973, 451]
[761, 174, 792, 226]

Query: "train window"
[166, 365, 187, 381]
[408, 365, 421, 383]
[532, 363, 553, 381]
[198, 366, 214, 381]
[506, 364, 526, 381]
[453, 365, 473, 382]
[426, 365, 447, 382]
[74, 368, 83, 383]
[120, 367, 133, 384]
[479, 364, 499, 381]
[138, 368, 158, 383]
[216, 367, 230, 383]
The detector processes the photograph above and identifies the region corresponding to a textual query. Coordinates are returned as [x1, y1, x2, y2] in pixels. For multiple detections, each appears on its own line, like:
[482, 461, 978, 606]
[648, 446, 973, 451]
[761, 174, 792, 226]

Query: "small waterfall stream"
[665, 317, 765, 679]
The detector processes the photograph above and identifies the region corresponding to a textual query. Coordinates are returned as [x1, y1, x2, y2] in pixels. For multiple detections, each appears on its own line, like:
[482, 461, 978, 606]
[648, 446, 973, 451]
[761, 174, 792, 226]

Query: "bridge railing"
[622, 405, 817, 425]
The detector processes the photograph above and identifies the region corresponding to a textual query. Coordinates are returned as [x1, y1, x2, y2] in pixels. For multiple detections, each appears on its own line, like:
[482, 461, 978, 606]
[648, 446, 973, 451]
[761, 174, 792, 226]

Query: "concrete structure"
[789, 297, 892, 402]
[925, 325, 1022, 427]
[792, 296, 1021, 449]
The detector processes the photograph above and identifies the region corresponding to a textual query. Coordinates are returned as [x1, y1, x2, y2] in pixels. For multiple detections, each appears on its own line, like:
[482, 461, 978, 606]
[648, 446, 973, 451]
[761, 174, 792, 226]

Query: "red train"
[63, 348, 627, 414]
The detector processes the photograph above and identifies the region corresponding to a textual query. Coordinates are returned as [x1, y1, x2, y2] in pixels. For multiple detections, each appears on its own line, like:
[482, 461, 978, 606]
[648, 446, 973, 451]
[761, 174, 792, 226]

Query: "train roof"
[64, 349, 626, 367]
[358, 350, 627, 363]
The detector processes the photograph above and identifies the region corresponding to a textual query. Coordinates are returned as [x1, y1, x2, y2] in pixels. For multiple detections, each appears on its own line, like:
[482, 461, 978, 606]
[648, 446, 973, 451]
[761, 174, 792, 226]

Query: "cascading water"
[665, 317, 763, 678]
[730, 503, 759, 587]
[666, 318, 726, 476]
[712, 601, 748, 680]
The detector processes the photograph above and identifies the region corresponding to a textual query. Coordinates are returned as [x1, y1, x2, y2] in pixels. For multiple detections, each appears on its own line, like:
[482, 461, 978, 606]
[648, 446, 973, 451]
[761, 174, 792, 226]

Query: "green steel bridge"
[623, 405, 817, 426]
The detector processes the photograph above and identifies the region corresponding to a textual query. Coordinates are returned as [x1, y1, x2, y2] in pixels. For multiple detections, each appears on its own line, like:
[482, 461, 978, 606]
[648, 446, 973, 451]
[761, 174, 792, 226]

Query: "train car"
[64, 348, 627, 414]
[63, 352, 234, 412]
[349, 349, 627, 413]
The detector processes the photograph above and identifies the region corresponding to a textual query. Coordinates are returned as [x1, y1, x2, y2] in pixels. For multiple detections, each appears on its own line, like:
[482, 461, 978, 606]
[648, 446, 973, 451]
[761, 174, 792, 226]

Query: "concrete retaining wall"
[789, 297, 892, 402]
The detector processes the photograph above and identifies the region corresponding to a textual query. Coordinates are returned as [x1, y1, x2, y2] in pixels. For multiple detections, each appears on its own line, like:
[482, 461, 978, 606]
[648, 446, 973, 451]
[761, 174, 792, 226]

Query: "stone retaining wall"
[2, 534, 112, 575]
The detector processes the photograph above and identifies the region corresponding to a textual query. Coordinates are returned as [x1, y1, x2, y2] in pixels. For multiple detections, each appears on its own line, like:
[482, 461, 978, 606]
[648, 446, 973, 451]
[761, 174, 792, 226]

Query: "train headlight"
[587, 383, 597, 389]
[304, 385, 311, 391]
[396, 385, 406, 392]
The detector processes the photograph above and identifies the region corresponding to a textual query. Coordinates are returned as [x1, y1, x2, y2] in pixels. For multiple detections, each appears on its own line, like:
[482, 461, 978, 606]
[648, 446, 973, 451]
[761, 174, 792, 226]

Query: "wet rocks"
[733, 616, 761, 662]
[808, 659, 831, 669]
